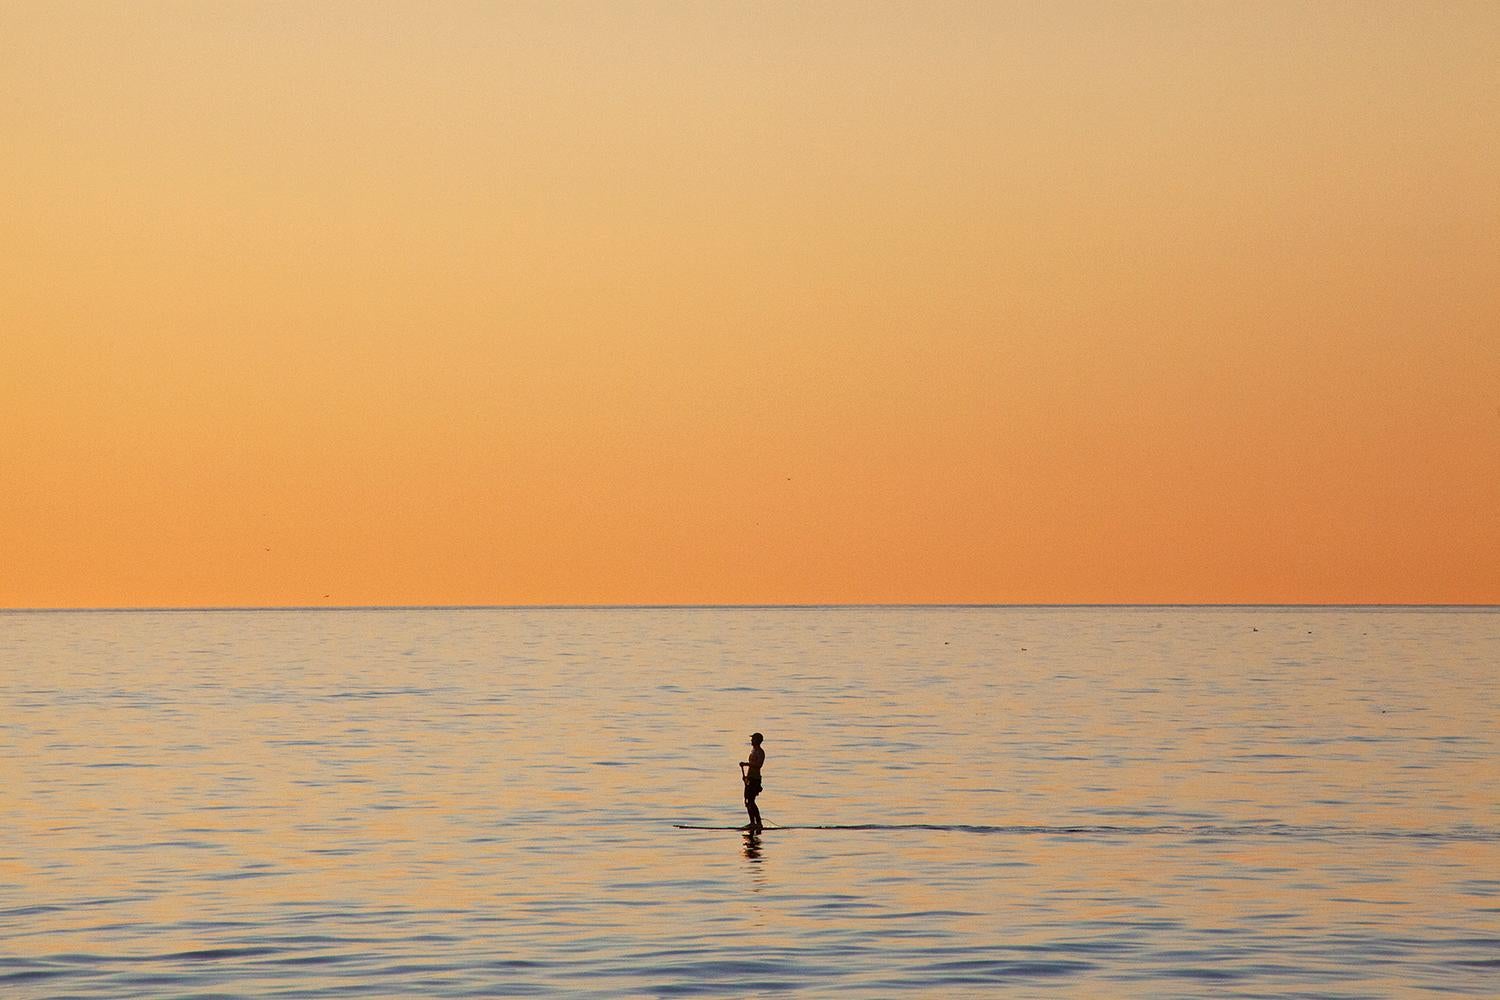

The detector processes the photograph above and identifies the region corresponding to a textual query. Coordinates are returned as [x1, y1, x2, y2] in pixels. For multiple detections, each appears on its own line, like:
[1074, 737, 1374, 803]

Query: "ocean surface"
[2, 606, 1497, 997]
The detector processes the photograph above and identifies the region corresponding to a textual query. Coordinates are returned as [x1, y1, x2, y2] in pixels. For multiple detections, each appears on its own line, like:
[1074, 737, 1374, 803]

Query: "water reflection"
[742, 830, 767, 895]
[0, 606, 1495, 997]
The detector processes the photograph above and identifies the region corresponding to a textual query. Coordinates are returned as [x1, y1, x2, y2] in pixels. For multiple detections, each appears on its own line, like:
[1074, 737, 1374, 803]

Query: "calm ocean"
[2, 606, 1496, 997]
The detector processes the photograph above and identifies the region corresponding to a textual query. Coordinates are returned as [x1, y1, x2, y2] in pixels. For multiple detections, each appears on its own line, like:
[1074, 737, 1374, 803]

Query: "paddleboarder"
[740, 732, 765, 832]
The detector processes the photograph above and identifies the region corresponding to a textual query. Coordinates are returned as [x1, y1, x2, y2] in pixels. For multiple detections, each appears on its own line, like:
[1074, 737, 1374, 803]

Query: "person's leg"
[746, 790, 762, 832]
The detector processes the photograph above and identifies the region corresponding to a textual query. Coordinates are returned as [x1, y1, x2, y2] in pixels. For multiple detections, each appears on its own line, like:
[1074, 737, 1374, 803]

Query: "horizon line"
[3, 602, 1497, 614]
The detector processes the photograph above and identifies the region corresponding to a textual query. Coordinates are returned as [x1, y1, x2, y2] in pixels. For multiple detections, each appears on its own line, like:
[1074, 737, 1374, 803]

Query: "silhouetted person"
[740, 732, 765, 832]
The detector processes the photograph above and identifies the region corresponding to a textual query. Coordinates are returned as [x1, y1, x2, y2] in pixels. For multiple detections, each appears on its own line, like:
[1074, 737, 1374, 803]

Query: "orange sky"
[3, 2, 1497, 607]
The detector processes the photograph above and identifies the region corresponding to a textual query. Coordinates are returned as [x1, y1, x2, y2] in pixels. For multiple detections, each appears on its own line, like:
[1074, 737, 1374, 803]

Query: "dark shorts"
[744, 780, 762, 800]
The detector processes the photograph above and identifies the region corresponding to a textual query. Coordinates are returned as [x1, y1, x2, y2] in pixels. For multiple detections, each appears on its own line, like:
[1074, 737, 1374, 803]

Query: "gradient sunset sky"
[3, 2, 1497, 607]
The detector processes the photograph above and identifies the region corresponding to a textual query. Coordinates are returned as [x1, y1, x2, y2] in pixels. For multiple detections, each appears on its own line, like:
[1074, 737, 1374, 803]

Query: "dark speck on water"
[1, 606, 1495, 997]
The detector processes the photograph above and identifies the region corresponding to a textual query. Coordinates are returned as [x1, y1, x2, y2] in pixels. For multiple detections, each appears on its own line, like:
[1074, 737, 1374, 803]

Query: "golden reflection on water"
[2, 608, 1496, 995]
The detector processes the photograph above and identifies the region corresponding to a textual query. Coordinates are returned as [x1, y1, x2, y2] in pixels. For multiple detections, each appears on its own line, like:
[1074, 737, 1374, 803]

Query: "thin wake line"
[672, 822, 1500, 841]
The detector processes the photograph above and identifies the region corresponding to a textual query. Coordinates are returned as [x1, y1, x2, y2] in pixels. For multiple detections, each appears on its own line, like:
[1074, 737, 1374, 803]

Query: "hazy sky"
[3, 1, 1497, 607]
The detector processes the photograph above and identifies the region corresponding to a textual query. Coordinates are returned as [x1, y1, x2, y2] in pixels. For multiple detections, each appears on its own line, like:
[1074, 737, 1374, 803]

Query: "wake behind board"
[673, 822, 1187, 834]
[675, 822, 1467, 837]
[673, 823, 946, 832]
[673, 824, 906, 832]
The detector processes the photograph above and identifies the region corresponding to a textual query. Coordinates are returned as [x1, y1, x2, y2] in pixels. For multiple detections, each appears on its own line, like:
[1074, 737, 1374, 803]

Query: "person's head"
[749, 732, 763, 746]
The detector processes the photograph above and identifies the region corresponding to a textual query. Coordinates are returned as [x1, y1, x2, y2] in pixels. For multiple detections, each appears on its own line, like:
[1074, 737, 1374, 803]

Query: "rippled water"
[3, 606, 1497, 997]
